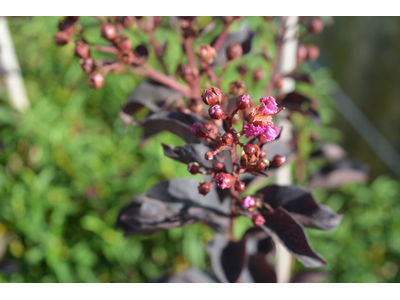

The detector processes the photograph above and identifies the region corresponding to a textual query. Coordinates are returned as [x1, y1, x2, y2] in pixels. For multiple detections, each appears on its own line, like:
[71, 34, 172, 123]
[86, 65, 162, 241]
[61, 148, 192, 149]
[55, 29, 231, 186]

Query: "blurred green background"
[0, 16, 399, 283]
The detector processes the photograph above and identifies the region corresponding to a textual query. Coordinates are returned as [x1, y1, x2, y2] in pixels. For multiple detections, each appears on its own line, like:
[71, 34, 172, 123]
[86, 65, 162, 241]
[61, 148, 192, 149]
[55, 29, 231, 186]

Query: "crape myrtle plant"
[53, 16, 363, 283]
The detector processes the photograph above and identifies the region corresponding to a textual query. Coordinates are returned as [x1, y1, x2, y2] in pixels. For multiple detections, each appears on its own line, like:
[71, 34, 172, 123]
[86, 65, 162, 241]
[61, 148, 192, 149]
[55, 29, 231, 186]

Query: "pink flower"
[253, 214, 265, 226]
[263, 124, 279, 142]
[243, 123, 280, 142]
[243, 124, 263, 139]
[259, 96, 278, 114]
[215, 173, 233, 189]
[243, 196, 256, 209]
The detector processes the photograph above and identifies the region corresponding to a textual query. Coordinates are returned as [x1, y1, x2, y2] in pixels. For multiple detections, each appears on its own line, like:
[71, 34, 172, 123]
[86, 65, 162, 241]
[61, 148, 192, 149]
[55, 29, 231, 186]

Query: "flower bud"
[54, 31, 71, 45]
[188, 162, 200, 175]
[274, 76, 284, 90]
[178, 65, 196, 85]
[75, 41, 90, 59]
[81, 58, 96, 73]
[115, 36, 132, 51]
[243, 196, 256, 209]
[205, 151, 214, 161]
[210, 86, 223, 104]
[212, 162, 224, 173]
[66, 16, 79, 23]
[230, 80, 245, 96]
[58, 20, 75, 35]
[255, 159, 267, 171]
[118, 51, 135, 65]
[235, 181, 245, 192]
[215, 173, 233, 189]
[297, 44, 308, 65]
[88, 73, 104, 89]
[253, 68, 265, 82]
[208, 105, 225, 120]
[191, 123, 209, 139]
[307, 44, 320, 61]
[202, 89, 217, 106]
[308, 18, 324, 34]
[244, 144, 256, 156]
[101, 23, 117, 41]
[226, 43, 243, 60]
[259, 150, 267, 159]
[236, 94, 251, 110]
[237, 65, 247, 76]
[253, 214, 265, 226]
[198, 182, 211, 196]
[196, 44, 217, 64]
[222, 133, 233, 144]
[271, 155, 286, 167]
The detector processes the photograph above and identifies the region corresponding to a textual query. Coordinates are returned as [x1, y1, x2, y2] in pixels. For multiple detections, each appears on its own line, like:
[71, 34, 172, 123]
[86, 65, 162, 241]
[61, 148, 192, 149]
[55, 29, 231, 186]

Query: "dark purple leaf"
[162, 143, 215, 169]
[260, 207, 327, 268]
[135, 111, 207, 144]
[284, 72, 313, 84]
[0, 260, 20, 275]
[280, 92, 321, 124]
[246, 254, 277, 283]
[310, 142, 347, 161]
[245, 167, 269, 178]
[256, 184, 342, 230]
[308, 159, 369, 190]
[211, 23, 255, 68]
[120, 81, 182, 125]
[207, 233, 247, 283]
[290, 270, 330, 283]
[155, 268, 218, 283]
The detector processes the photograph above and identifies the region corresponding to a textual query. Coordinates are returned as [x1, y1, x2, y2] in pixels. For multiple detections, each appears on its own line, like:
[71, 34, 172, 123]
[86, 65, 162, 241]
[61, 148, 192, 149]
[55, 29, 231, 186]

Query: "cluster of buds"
[188, 87, 287, 226]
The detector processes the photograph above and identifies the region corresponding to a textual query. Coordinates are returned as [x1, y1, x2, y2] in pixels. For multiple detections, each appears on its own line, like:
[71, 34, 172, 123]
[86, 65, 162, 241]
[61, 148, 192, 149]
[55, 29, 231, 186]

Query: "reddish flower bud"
[75, 41, 90, 59]
[58, 20, 74, 35]
[115, 36, 132, 51]
[212, 162, 224, 173]
[236, 94, 251, 110]
[243, 196, 256, 208]
[208, 105, 224, 120]
[54, 31, 71, 45]
[227, 43, 243, 60]
[198, 182, 211, 196]
[210, 86, 223, 104]
[101, 23, 117, 41]
[188, 162, 200, 175]
[81, 58, 96, 73]
[253, 214, 265, 226]
[237, 65, 247, 76]
[202, 89, 217, 106]
[205, 151, 214, 161]
[66, 16, 79, 23]
[255, 159, 267, 171]
[271, 155, 286, 167]
[222, 133, 233, 144]
[308, 18, 324, 34]
[253, 68, 265, 82]
[244, 144, 256, 156]
[215, 173, 233, 189]
[118, 51, 135, 65]
[297, 44, 308, 65]
[230, 80, 246, 96]
[217, 136, 226, 147]
[196, 44, 217, 64]
[235, 181, 245, 192]
[307, 44, 320, 61]
[88, 73, 104, 89]
[178, 65, 196, 85]
[259, 150, 267, 159]
[274, 76, 284, 90]
[191, 123, 209, 139]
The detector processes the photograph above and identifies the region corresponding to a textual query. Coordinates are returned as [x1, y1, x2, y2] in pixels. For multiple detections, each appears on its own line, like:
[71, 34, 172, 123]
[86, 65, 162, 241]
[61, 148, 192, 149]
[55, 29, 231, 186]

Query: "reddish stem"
[184, 37, 200, 99]
[213, 22, 232, 52]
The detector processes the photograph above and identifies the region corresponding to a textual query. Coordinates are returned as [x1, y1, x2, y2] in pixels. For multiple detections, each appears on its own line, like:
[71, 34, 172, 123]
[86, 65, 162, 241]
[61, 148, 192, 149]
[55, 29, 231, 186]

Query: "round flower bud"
[243, 196, 256, 209]
[81, 58, 96, 73]
[274, 76, 284, 90]
[222, 133, 233, 144]
[271, 155, 286, 167]
[237, 64, 247, 76]
[307, 44, 320, 61]
[198, 182, 211, 196]
[226, 43, 243, 60]
[236, 94, 251, 110]
[234, 181, 245, 192]
[215, 173, 233, 189]
[188, 162, 200, 175]
[75, 41, 90, 59]
[205, 151, 214, 161]
[259, 150, 267, 159]
[255, 159, 267, 171]
[58, 20, 74, 35]
[308, 17, 324, 34]
[191, 123, 209, 139]
[101, 23, 117, 41]
[115, 36, 132, 51]
[212, 162, 224, 174]
[253, 68, 265, 82]
[208, 105, 225, 120]
[118, 51, 135, 65]
[196, 44, 217, 64]
[88, 73, 104, 89]
[244, 144, 256, 156]
[54, 31, 71, 46]
[253, 214, 265, 226]
[202, 89, 217, 106]
[217, 136, 226, 147]
[297, 44, 308, 65]
[230, 80, 246, 96]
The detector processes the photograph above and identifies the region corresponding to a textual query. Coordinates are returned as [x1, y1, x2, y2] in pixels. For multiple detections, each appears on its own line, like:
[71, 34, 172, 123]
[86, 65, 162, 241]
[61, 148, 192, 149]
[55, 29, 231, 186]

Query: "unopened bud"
[54, 31, 71, 45]
[81, 58, 96, 73]
[307, 44, 320, 61]
[212, 162, 224, 173]
[227, 43, 243, 60]
[271, 155, 286, 167]
[308, 18, 324, 34]
[101, 23, 117, 41]
[253, 214, 265, 226]
[235, 181, 245, 192]
[205, 151, 214, 161]
[222, 133, 233, 144]
[75, 41, 90, 59]
[88, 73, 104, 89]
[236, 94, 251, 110]
[198, 182, 211, 195]
[208, 105, 225, 120]
[230, 80, 246, 96]
[191, 123, 209, 139]
[188, 162, 200, 175]
[197, 44, 217, 64]
[253, 68, 265, 82]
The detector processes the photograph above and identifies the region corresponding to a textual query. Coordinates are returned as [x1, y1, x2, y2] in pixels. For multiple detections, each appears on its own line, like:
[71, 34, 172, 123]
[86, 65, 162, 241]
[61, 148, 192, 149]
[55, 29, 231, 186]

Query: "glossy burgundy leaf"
[308, 159, 369, 190]
[116, 178, 230, 236]
[290, 270, 330, 283]
[256, 184, 342, 230]
[162, 143, 215, 169]
[310, 142, 347, 161]
[120, 81, 182, 125]
[244, 166, 269, 178]
[280, 92, 321, 124]
[246, 254, 277, 283]
[207, 233, 247, 283]
[260, 207, 327, 268]
[135, 111, 208, 144]
[284, 72, 313, 84]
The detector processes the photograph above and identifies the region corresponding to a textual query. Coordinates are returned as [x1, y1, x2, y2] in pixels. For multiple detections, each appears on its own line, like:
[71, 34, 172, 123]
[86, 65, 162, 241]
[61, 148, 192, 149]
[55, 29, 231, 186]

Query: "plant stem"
[213, 22, 231, 52]
[184, 37, 200, 99]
